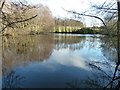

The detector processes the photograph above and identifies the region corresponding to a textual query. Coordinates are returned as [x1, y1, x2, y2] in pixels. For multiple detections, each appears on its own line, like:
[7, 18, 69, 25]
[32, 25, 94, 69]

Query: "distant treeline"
[53, 19, 84, 33]
[54, 27, 102, 34]
[54, 19, 83, 27]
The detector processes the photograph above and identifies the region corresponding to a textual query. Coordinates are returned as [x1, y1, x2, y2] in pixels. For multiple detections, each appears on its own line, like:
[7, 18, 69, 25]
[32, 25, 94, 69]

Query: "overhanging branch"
[96, 8, 117, 11]
[63, 9, 111, 35]
[0, 0, 5, 10]
[0, 14, 38, 33]
[66, 10, 107, 27]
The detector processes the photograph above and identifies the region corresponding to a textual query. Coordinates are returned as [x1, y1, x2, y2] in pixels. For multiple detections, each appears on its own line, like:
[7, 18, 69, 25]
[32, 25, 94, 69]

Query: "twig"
[0, 15, 38, 33]
[0, 0, 5, 10]
[64, 9, 109, 34]
[104, 63, 120, 88]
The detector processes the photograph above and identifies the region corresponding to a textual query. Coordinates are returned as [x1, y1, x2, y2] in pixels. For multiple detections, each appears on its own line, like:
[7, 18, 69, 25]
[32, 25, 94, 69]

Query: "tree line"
[0, 0, 84, 36]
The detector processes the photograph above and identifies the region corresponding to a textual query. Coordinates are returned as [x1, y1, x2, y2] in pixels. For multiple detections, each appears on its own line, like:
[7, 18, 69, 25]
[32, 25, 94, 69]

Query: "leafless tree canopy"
[0, 0, 56, 35]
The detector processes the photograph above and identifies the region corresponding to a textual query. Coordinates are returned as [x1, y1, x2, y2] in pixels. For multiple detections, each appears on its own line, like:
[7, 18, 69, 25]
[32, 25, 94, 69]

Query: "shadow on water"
[2, 34, 120, 88]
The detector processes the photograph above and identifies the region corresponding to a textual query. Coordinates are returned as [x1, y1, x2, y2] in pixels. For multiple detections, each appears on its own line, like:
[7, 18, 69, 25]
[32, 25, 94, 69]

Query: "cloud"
[51, 49, 90, 70]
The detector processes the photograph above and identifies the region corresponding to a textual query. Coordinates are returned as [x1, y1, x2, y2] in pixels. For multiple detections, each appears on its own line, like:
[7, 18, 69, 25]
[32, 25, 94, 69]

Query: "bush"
[73, 28, 101, 34]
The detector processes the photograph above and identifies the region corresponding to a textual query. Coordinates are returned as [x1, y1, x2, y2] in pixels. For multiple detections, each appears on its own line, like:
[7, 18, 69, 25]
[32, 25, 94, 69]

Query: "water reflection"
[2, 34, 119, 88]
[100, 37, 116, 61]
[2, 35, 54, 73]
[2, 70, 24, 88]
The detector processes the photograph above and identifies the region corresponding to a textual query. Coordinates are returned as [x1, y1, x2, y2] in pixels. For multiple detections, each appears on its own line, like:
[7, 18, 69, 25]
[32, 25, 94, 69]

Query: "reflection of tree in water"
[100, 36, 120, 88]
[66, 59, 119, 88]
[54, 35, 84, 50]
[3, 35, 100, 73]
[54, 38, 84, 51]
[2, 69, 24, 88]
[2, 35, 54, 73]
[54, 35, 99, 51]
[3, 35, 119, 88]
[100, 36, 118, 62]
[65, 35, 120, 89]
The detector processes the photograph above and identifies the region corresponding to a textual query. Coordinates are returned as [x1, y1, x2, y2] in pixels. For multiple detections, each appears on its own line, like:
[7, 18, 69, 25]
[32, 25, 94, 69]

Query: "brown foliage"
[1, 0, 55, 35]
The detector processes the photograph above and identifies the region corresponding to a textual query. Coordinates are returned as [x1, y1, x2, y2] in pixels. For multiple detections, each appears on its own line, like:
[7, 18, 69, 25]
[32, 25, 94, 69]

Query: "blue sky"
[15, 0, 115, 27]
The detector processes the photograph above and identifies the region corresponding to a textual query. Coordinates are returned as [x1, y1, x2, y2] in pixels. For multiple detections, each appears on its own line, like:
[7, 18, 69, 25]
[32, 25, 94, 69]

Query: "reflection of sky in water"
[51, 37, 115, 72]
[2, 34, 117, 88]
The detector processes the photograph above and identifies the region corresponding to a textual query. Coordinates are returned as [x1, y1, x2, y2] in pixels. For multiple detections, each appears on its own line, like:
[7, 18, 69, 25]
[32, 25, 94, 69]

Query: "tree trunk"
[117, 0, 120, 64]
[117, 0, 120, 88]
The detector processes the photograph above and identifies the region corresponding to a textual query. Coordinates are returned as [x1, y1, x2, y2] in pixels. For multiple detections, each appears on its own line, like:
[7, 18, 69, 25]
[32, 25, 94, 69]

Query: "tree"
[0, 0, 55, 35]
[65, 0, 120, 88]
[91, 0, 118, 35]
[0, 0, 38, 35]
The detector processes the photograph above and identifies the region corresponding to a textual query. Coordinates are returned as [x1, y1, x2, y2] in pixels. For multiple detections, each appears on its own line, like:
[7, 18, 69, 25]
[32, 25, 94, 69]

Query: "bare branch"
[0, 0, 5, 10]
[0, 15, 38, 33]
[65, 10, 107, 28]
[95, 8, 117, 11]
[101, 0, 108, 8]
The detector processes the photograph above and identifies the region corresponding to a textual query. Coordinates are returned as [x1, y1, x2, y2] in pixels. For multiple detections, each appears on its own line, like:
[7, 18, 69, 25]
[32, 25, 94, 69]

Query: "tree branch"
[95, 8, 117, 11]
[0, 15, 38, 33]
[0, 0, 5, 10]
[65, 10, 108, 29]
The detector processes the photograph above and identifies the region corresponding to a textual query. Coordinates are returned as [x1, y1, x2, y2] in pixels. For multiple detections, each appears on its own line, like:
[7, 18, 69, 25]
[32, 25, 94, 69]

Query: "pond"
[1, 34, 119, 88]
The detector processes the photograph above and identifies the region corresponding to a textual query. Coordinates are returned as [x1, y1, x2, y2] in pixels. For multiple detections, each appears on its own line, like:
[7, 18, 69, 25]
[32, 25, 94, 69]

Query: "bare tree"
[64, 0, 120, 89]
[0, 0, 38, 35]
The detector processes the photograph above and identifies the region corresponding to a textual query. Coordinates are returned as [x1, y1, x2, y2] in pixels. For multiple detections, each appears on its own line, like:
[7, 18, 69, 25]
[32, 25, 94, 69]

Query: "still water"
[2, 34, 119, 88]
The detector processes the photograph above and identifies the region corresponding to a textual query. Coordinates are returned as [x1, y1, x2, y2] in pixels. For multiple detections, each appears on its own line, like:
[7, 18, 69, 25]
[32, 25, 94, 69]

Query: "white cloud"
[51, 49, 90, 70]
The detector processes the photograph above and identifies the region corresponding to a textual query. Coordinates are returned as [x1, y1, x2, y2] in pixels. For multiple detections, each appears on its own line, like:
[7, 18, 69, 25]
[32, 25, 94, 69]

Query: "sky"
[19, 0, 115, 27]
